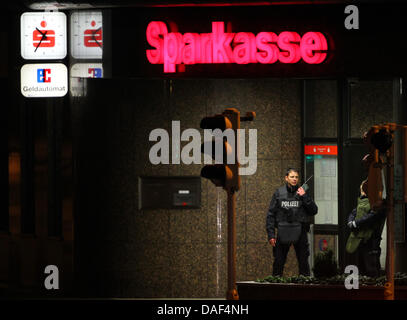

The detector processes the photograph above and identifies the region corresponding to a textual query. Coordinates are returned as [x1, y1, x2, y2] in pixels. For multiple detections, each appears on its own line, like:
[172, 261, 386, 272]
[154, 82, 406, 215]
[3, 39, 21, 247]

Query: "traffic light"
[200, 108, 240, 191]
[200, 107, 255, 300]
[361, 124, 396, 206]
[371, 127, 393, 153]
[362, 123, 396, 300]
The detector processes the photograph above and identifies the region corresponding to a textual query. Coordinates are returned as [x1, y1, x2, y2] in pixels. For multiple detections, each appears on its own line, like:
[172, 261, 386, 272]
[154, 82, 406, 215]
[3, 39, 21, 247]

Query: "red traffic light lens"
[371, 129, 393, 153]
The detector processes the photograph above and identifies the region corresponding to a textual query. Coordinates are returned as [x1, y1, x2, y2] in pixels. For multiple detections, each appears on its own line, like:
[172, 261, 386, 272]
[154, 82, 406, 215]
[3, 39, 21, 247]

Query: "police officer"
[346, 179, 386, 277]
[266, 168, 318, 276]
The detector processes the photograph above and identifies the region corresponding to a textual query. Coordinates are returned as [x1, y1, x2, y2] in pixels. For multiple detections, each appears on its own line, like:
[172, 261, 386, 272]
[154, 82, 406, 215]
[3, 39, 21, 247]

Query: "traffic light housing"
[363, 124, 395, 207]
[200, 108, 241, 192]
[371, 127, 393, 153]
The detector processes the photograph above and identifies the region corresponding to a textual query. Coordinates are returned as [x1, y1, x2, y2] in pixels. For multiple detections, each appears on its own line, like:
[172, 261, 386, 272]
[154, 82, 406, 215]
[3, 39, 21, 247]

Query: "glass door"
[304, 143, 339, 273]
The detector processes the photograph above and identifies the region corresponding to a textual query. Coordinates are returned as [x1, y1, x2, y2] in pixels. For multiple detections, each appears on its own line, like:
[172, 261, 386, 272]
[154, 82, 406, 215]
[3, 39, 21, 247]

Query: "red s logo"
[84, 28, 102, 48]
[33, 29, 55, 47]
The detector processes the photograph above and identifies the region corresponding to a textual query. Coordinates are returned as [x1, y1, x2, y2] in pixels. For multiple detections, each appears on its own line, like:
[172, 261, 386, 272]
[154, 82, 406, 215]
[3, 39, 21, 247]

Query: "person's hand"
[347, 220, 357, 230]
[297, 187, 305, 197]
[269, 238, 276, 247]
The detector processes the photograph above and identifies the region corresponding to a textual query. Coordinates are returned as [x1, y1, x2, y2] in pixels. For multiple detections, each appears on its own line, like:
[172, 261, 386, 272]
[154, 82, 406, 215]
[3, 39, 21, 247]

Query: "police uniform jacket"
[266, 184, 318, 241]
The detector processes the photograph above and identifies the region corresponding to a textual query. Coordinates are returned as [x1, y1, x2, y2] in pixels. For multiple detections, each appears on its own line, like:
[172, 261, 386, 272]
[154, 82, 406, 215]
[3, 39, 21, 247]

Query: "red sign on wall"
[146, 21, 329, 73]
[304, 145, 337, 155]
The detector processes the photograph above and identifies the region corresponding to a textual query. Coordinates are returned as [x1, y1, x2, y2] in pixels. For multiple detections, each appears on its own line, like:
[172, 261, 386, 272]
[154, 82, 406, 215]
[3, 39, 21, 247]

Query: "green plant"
[257, 275, 315, 284]
[256, 273, 407, 286]
[312, 249, 339, 279]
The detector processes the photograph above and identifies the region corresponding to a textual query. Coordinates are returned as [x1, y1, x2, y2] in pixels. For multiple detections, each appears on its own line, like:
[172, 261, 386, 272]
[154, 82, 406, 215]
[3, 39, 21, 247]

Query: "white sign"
[20, 12, 67, 60]
[21, 63, 68, 98]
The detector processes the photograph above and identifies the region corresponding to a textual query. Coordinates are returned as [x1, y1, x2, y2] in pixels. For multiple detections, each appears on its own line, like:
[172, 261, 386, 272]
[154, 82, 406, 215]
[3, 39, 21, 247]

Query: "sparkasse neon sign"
[146, 21, 328, 73]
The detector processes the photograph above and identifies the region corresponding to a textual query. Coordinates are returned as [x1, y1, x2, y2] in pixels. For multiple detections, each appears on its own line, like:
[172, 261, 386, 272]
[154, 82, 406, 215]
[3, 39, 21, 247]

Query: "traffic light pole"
[384, 139, 395, 300]
[226, 187, 239, 300]
[200, 108, 255, 300]
[365, 123, 397, 300]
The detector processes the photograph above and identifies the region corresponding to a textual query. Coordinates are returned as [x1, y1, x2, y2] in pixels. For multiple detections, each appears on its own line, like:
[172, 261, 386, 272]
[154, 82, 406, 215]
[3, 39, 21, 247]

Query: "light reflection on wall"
[71, 63, 103, 78]
[9, 152, 21, 234]
[70, 63, 103, 97]
[69, 77, 88, 97]
[69, 10, 110, 97]
[70, 11, 103, 59]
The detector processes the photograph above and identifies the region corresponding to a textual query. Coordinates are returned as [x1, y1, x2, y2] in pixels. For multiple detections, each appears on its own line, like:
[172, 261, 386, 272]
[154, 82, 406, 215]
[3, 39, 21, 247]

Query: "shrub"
[312, 249, 339, 279]
[257, 272, 407, 286]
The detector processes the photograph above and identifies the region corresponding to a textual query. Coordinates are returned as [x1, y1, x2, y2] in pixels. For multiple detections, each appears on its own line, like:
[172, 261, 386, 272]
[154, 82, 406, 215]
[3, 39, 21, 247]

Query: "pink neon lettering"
[146, 21, 168, 64]
[164, 32, 183, 73]
[300, 32, 328, 64]
[250, 35, 257, 63]
[212, 22, 234, 63]
[200, 33, 212, 63]
[233, 32, 255, 64]
[183, 33, 200, 64]
[278, 31, 301, 64]
[255, 32, 279, 64]
[145, 21, 329, 73]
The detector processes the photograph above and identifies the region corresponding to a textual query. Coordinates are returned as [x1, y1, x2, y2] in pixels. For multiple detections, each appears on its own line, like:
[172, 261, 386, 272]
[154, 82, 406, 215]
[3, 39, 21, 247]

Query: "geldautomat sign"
[20, 63, 68, 98]
[146, 21, 328, 73]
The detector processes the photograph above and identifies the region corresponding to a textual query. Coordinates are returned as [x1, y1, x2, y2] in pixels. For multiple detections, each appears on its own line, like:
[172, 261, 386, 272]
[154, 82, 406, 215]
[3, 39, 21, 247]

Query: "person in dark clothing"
[266, 168, 318, 276]
[346, 179, 386, 277]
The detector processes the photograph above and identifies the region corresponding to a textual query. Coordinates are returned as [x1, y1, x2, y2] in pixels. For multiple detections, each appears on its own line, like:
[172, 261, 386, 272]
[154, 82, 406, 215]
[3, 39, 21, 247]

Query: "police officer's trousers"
[272, 229, 310, 276]
[357, 236, 382, 277]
